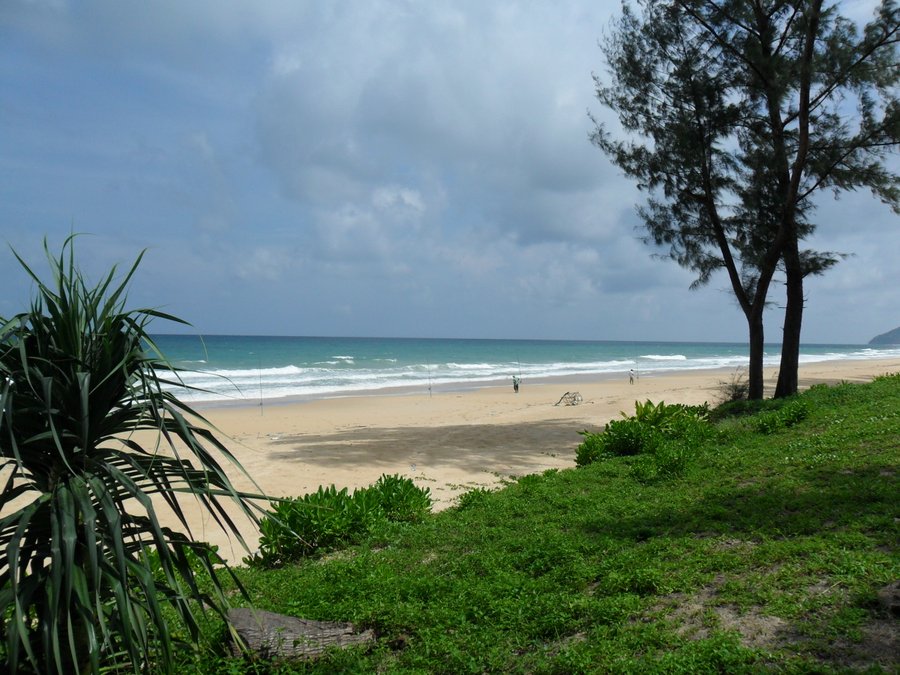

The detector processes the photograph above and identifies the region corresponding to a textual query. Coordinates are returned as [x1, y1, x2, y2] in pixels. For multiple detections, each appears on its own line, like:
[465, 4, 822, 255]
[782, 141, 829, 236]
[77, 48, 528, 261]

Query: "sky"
[1, 1, 897, 344]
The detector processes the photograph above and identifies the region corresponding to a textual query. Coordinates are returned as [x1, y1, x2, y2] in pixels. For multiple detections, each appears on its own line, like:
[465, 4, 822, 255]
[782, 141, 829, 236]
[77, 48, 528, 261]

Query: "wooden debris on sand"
[555, 391, 583, 406]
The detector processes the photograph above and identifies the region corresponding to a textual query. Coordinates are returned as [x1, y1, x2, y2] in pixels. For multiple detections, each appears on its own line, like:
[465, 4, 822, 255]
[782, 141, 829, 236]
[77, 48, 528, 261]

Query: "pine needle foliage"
[0, 237, 261, 673]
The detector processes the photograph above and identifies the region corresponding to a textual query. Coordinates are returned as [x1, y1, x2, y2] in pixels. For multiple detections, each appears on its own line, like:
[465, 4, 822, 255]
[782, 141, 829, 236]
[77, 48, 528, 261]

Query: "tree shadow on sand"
[265, 420, 593, 475]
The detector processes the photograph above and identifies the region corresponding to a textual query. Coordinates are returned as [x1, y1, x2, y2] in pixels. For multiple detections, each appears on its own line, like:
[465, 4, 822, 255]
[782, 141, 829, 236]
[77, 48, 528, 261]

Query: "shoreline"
[188, 353, 896, 412]
[190, 368, 637, 411]
[159, 356, 900, 562]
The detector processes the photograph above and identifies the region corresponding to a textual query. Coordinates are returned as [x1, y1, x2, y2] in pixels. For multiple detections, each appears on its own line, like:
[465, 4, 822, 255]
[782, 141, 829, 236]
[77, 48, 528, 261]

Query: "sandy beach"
[154, 357, 900, 562]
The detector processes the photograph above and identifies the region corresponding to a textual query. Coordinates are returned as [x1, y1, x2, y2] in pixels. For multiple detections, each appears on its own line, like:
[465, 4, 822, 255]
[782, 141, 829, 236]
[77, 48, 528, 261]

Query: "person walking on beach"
[512, 375, 520, 393]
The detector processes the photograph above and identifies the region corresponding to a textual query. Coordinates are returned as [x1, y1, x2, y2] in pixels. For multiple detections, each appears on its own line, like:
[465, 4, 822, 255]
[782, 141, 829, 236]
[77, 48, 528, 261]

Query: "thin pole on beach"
[257, 355, 264, 416]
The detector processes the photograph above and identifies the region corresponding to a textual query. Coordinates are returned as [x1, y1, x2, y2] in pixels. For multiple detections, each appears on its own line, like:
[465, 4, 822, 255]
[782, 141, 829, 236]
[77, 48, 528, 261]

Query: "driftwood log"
[228, 607, 375, 661]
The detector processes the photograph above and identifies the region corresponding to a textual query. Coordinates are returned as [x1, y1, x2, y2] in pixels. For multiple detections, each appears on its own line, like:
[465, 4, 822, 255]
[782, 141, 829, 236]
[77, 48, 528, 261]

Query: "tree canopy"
[593, 0, 899, 398]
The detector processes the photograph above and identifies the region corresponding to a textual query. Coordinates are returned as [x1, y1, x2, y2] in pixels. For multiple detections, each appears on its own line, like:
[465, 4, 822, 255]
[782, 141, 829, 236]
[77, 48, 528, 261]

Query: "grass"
[178, 375, 899, 673]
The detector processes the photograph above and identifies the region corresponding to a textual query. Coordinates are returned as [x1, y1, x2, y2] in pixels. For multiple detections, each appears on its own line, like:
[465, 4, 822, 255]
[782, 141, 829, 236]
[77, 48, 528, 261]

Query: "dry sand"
[162, 357, 900, 562]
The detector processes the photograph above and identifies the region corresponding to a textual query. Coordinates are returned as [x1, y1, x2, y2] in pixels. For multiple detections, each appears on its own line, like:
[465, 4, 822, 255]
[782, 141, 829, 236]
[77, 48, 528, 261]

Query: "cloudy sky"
[1, 1, 896, 344]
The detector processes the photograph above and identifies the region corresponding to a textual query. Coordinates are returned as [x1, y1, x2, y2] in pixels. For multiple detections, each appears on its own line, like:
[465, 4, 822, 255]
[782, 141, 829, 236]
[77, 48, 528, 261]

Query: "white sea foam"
[798, 347, 900, 362]
[173, 356, 696, 402]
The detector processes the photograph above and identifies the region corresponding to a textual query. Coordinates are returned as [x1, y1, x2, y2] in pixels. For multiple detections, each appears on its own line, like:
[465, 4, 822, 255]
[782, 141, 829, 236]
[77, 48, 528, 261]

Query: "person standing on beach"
[629, 369, 635, 385]
[513, 375, 520, 393]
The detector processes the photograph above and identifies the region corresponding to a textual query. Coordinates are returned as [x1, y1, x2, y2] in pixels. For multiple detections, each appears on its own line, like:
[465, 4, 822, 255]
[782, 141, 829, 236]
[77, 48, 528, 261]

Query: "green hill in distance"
[869, 326, 900, 345]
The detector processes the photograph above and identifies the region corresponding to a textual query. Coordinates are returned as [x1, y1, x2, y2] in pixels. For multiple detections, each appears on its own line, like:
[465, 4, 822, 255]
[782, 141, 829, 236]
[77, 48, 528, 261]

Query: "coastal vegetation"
[592, 0, 899, 399]
[250, 475, 432, 568]
[575, 400, 713, 474]
[181, 372, 898, 673]
[0, 238, 263, 673]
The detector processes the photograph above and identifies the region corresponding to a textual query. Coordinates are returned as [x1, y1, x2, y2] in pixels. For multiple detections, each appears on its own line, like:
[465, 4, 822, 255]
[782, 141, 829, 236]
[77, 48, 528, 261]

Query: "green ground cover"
[184, 375, 899, 673]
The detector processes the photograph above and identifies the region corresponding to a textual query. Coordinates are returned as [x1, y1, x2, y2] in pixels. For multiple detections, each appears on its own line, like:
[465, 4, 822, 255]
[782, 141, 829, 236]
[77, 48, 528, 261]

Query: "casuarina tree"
[593, 0, 899, 398]
[0, 237, 264, 673]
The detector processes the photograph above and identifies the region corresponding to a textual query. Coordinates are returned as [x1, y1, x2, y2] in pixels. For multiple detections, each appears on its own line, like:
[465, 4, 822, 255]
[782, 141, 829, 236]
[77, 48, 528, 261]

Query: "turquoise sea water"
[150, 334, 900, 404]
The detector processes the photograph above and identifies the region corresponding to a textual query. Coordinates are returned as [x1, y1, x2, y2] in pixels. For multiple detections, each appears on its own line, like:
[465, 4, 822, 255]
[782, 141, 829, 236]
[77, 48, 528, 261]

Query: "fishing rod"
[257, 354, 264, 416]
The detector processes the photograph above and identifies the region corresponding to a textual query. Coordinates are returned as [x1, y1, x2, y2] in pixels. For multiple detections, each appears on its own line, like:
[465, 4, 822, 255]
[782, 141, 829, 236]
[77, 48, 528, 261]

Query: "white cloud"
[372, 186, 425, 216]
[235, 246, 293, 282]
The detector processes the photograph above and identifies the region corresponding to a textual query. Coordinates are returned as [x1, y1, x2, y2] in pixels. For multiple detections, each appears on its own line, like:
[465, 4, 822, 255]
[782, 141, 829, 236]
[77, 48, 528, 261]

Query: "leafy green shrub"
[576, 417, 662, 465]
[631, 440, 692, 482]
[755, 411, 781, 435]
[631, 399, 708, 427]
[254, 486, 373, 567]
[664, 411, 716, 446]
[755, 399, 810, 434]
[629, 400, 711, 439]
[575, 430, 609, 466]
[252, 475, 432, 567]
[631, 398, 670, 426]
[455, 487, 494, 510]
[0, 237, 260, 674]
[604, 417, 661, 456]
[578, 400, 713, 474]
[361, 473, 433, 523]
[780, 399, 810, 426]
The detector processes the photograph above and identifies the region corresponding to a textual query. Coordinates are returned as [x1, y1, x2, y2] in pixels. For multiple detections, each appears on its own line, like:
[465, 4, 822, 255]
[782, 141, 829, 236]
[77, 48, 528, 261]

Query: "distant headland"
[869, 326, 900, 345]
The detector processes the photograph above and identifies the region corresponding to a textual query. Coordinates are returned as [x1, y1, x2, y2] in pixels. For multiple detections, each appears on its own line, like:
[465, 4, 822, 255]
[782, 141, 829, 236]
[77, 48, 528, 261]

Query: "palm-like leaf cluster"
[0, 237, 261, 673]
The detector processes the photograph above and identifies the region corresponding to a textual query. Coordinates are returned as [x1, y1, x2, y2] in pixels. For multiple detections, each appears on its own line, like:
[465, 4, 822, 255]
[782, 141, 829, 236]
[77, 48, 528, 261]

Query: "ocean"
[148, 334, 900, 405]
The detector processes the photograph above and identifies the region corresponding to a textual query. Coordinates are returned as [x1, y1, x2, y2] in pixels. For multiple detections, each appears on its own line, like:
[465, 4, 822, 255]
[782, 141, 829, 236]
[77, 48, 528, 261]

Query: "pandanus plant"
[0, 237, 262, 673]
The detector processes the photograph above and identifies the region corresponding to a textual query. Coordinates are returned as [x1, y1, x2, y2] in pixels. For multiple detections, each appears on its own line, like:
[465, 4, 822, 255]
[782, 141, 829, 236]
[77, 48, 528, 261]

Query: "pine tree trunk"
[747, 307, 766, 400]
[775, 240, 804, 398]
